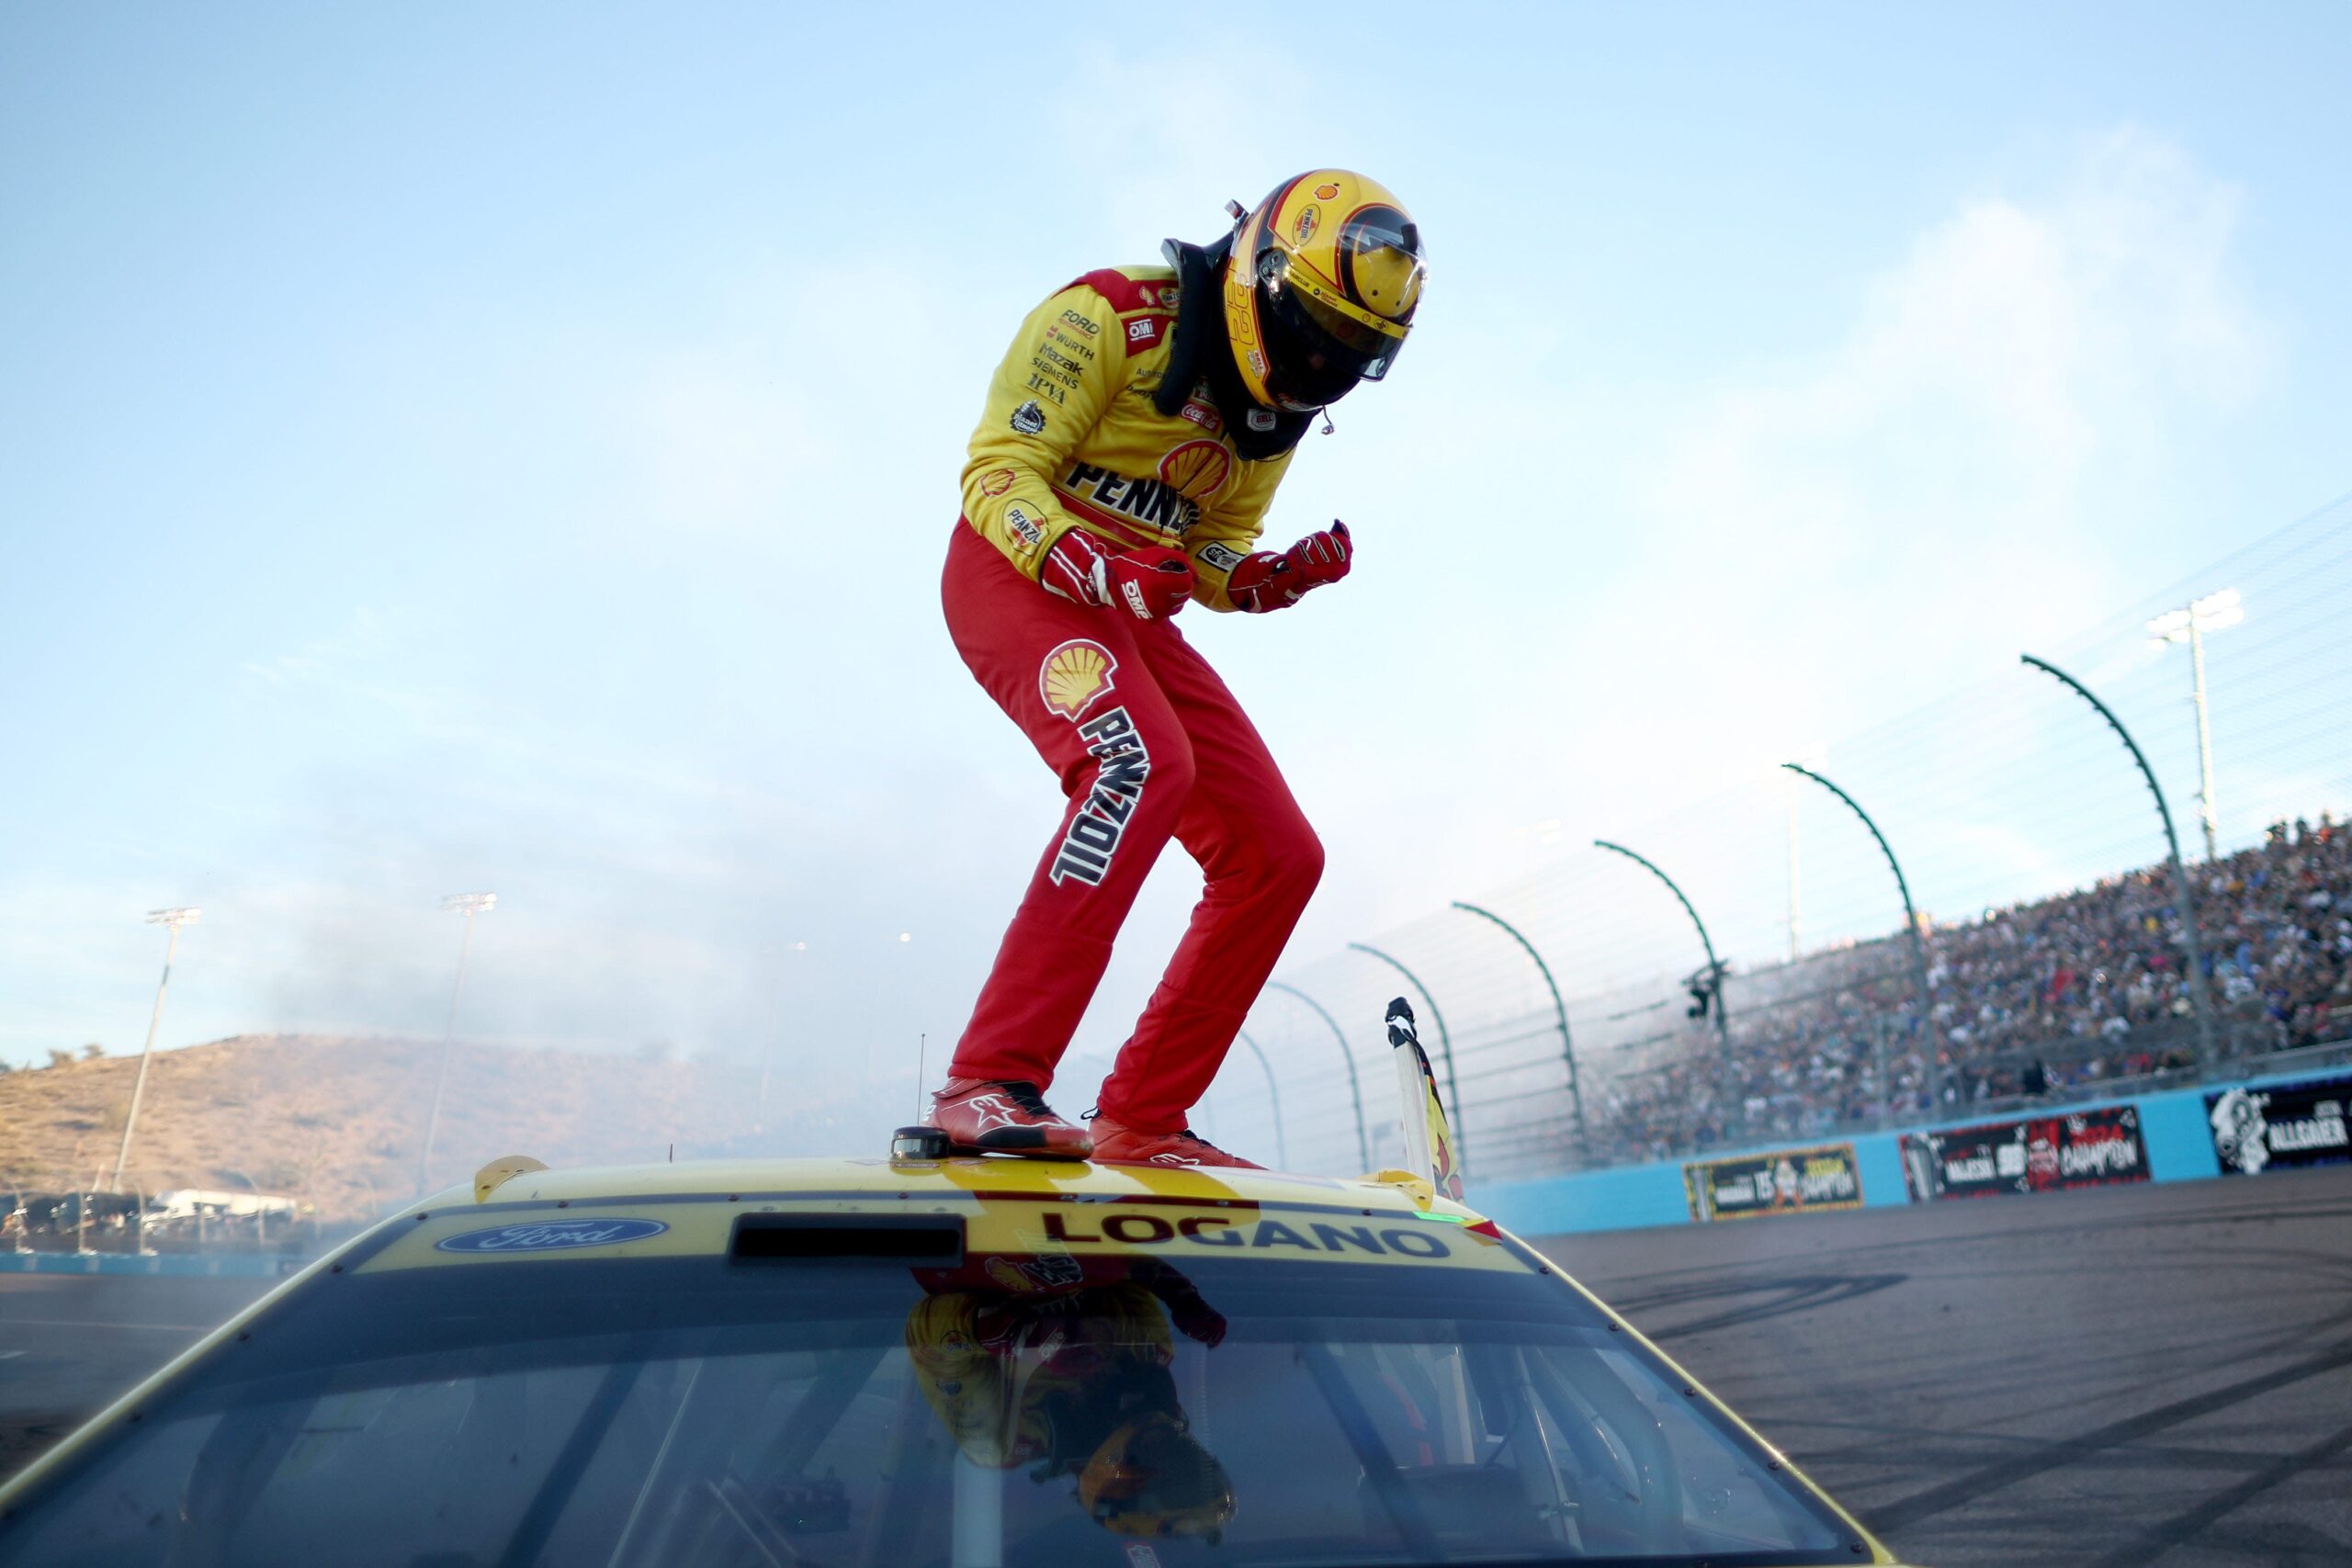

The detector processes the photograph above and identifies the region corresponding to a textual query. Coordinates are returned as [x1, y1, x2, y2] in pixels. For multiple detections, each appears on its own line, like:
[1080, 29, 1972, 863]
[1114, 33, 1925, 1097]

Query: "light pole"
[1451, 902, 1587, 1156]
[2021, 654, 2217, 1066]
[417, 892, 496, 1199]
[1262, 981, 1369, 1170]
[1590, 843, 1739, 1131]
[2147, 588, 2243, 863]
[1348, 942, 1467, 1170]
[1233, 1031, 1288, 1170]
[111, 908, 200, 1193]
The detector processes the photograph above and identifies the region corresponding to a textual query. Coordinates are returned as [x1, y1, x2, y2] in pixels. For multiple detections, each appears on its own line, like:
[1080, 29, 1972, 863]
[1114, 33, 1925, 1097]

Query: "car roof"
[445, 1153, 1482, 1219]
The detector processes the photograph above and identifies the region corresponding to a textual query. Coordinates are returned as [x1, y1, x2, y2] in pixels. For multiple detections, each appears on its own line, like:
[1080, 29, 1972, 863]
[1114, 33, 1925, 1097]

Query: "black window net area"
[0, 1252, 1861, 1567]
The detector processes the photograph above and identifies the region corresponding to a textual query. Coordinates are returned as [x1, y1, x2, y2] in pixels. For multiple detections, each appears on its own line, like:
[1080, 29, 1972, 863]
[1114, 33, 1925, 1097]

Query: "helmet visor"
[1251, 216, 1423, 409]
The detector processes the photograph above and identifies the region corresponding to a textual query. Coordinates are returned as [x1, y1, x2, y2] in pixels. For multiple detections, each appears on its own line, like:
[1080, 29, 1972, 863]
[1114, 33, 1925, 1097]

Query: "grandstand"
[1239, 495, 2352, 1181]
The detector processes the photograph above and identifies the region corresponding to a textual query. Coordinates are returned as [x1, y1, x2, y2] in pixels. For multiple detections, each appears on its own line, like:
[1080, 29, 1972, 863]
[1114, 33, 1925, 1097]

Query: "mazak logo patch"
[1039, 638, 1117, 719]
[1011, 400, 1047, 435]
[1050, 707, 1149, 886]
[435, 1217, 668, 1254]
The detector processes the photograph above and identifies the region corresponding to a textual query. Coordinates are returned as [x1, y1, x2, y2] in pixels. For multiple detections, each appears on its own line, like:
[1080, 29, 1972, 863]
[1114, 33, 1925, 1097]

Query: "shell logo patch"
[1158, 439, 1233, 502]
[1313, 181, 1342, 201]
[980, 468, 1016, 497]
[1039, 638, 1118, 720]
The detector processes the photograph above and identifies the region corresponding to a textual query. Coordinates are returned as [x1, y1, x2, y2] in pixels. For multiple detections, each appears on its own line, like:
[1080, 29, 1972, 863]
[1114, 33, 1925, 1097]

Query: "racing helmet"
[1077, 1412, 1236, 1539]
[1223, 169, 1426, 412]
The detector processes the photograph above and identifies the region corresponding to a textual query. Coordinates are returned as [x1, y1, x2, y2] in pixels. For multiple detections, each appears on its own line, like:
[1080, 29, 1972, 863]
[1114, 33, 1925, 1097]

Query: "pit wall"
[1476, 1060, 2347, 1237]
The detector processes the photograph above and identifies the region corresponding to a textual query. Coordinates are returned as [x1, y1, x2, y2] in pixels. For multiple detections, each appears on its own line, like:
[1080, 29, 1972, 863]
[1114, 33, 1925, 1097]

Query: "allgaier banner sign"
[2208, 1074, 2352, 1176]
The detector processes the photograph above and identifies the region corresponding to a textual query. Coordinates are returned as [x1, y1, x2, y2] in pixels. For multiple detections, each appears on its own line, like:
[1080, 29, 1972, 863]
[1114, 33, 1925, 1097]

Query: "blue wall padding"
[1850, 1132, 1908, 1206]
[1477, 1159, 1691, 1235]
[1474, 1066, 2352, 1236]
[2140, 1088, 2223, 1181]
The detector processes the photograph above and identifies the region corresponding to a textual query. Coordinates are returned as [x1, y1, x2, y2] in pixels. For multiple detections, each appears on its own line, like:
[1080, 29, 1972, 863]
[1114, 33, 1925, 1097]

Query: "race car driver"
[930, 170, 1427, 1168]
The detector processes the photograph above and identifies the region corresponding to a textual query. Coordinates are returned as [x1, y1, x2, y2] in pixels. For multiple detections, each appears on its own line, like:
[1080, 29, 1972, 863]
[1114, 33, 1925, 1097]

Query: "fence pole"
[1781, 763, 1939, 1063]
[1262, 983, 1370, 1170]
[1449, 903, 1587, 1158]
[1590, 843, 1740, 1132]
[1232, 1032, 1288, 1171]
[2020, 654, 2218, 1067]
[1346, 942, 1468, 1171]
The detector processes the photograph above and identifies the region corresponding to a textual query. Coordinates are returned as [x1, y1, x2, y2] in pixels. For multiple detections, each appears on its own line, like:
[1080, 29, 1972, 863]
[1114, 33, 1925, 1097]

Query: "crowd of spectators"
[1594, 813, 2352, 1164]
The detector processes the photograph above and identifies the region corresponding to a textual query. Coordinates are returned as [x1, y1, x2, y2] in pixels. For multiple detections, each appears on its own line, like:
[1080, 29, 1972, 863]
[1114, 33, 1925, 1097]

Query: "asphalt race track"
[1536, 1164, 2352, 1567]
[0, 1274, 270, 1487]
[4, 1169, 2348, 1566]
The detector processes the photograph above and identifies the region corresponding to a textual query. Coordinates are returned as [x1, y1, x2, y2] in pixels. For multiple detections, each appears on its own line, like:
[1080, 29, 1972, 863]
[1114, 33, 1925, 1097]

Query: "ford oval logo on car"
[435, 1217, 669, 1254]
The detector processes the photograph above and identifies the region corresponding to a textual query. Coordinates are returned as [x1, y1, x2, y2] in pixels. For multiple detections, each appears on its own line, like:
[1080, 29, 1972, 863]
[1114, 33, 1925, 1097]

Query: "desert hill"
[0, 1034, 876, 1227]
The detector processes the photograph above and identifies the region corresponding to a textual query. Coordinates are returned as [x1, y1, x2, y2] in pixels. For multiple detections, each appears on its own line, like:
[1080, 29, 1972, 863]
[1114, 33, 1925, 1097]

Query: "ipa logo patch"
[1039, 638, 1117, 720]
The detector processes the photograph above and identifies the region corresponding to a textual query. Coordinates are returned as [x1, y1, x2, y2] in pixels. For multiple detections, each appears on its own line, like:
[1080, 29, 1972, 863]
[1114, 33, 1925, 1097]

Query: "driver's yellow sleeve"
[960, 286, 1122, 580]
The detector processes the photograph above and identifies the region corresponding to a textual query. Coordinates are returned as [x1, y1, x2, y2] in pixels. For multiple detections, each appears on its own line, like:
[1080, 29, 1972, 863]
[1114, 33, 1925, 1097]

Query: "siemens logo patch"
[435, 1217, 669, 1254]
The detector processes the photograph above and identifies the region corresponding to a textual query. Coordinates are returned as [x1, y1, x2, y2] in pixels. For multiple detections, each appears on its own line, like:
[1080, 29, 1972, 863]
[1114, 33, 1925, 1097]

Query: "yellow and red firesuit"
[941, 173, 1423, 1147]
[960, 265, 1292, 611]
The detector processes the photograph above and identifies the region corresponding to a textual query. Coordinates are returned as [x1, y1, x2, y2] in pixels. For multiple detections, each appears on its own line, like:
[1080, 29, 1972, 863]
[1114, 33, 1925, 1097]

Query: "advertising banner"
[1682, 1144, 1863, 1222]
[1900, 1104, 2150, 1201]
[2207, 1075, 2352, 1176]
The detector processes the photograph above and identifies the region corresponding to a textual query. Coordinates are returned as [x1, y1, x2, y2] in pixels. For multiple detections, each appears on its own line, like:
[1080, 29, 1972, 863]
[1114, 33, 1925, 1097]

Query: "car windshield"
[0, 1214, 1859, 1568]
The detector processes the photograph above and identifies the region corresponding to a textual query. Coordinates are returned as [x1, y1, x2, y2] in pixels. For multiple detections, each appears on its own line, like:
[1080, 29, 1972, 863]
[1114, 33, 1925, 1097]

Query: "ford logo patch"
[435, 1217, 669, 1254]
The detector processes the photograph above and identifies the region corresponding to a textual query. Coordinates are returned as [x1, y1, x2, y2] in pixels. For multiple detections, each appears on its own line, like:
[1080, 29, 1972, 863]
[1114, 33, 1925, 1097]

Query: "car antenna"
[913, 1033, 927, 1122]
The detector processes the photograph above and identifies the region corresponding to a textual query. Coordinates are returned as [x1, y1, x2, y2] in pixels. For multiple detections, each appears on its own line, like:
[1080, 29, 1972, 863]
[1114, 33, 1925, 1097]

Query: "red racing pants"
[942, 521, 1323, 1132]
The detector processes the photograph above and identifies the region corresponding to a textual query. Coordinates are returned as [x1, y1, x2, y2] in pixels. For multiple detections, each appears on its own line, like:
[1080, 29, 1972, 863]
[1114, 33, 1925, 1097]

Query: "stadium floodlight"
[110, 908, 201, 1194]
[417, 893, 497, 1198]
[2146, 588, 2244, 862]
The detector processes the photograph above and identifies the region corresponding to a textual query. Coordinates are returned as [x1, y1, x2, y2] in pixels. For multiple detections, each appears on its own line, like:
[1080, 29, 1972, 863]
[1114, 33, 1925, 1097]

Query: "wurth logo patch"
[1049, 707, 1150, 886]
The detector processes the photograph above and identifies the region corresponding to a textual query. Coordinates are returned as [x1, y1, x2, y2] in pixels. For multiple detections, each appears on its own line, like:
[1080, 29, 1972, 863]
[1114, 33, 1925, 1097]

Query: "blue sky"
[4, 6, 2347, 1121]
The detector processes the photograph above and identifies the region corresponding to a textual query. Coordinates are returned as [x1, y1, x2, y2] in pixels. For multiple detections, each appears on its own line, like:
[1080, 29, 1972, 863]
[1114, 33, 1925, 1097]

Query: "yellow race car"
[0, 1151, 1905, 1567]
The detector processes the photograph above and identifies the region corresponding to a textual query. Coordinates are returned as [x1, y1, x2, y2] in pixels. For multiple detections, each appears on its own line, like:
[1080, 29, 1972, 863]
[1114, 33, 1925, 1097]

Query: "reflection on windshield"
[908, 1254, 1236, 1543]
[0, 1236, 1861, 1567]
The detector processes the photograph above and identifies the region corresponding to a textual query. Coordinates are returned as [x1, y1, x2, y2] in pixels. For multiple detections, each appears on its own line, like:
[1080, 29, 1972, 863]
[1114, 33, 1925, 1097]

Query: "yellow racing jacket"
[961, 265, 1297, 614]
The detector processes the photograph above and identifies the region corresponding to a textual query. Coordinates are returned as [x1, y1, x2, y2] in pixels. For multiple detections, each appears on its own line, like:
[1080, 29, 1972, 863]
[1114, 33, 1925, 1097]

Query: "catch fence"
[1222, 494, 2352, 1182]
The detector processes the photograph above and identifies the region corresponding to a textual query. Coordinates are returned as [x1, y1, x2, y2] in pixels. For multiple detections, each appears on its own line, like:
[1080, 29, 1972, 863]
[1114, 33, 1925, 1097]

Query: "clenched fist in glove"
[1226, 522, 1352, 613]
[1040, 529, 1196, 620]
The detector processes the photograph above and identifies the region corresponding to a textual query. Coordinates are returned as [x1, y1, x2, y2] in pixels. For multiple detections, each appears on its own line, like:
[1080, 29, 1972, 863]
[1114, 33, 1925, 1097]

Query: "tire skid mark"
[2081, 1416, 2352, 1567]
[1870, 1340, 2352, 1531]
[1603, 1272, 1908, 1340]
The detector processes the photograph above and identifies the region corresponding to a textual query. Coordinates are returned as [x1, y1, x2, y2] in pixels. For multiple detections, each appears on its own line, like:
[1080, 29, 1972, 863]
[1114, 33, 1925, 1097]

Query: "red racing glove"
[1226, 522, 1352, 614]
[1040, 530, 1195, 620]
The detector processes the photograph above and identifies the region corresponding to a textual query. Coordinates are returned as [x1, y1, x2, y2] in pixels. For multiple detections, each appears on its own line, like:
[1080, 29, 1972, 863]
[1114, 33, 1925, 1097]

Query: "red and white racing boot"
[931, 1078, 1093, 1158]
[1088, 1117, 1262, 1169]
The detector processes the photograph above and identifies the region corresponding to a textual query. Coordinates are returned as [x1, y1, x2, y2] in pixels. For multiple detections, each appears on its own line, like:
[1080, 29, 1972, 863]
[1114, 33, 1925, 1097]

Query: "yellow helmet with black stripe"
[1223, 170, 1426, 412]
